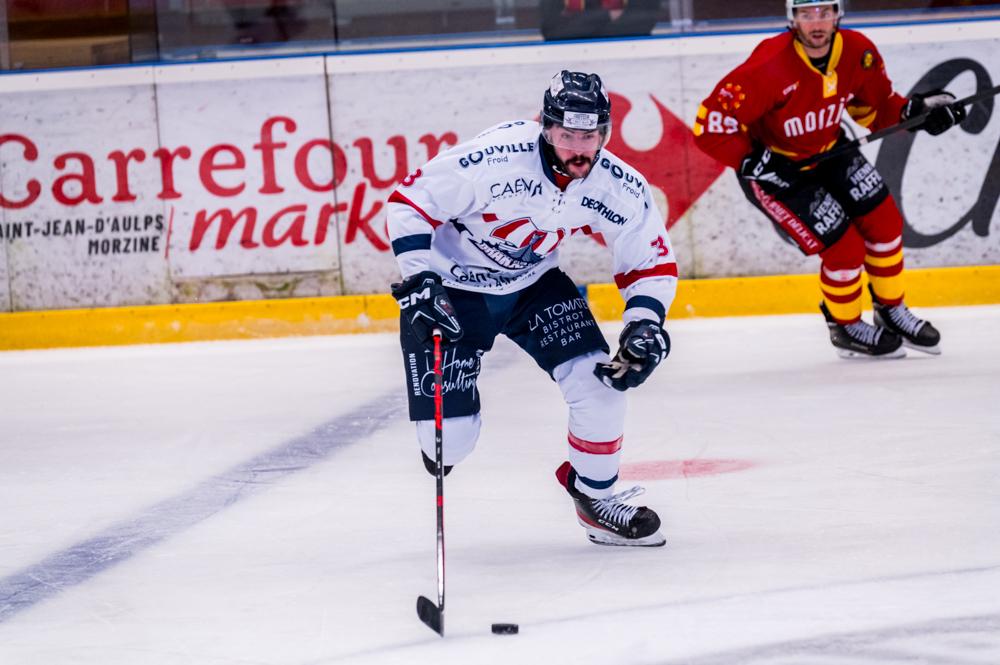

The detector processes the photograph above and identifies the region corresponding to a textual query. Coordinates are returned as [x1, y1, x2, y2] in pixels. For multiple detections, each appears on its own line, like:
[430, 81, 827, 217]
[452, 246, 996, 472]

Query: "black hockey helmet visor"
[541, 70, 612, 152]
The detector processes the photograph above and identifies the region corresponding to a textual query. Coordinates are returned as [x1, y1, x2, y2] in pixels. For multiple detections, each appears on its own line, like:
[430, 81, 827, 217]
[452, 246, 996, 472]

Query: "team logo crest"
[716, 82, 746, 111]
[861, 50, 875, 70]
[467, 217, 566, 270]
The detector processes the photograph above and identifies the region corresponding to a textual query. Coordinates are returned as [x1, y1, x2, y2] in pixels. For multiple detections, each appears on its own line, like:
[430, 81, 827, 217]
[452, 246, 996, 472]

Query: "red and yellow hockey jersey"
[693, 29, 908, 169]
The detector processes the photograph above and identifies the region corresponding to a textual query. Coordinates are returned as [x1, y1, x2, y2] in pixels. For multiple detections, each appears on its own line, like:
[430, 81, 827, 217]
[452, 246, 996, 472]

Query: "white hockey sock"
[553, 351, 626, 499]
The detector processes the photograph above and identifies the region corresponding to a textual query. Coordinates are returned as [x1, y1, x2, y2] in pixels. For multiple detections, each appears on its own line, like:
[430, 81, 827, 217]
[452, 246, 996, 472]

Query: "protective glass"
[543, 124, 609, 152]
[794, 6, 839, 22]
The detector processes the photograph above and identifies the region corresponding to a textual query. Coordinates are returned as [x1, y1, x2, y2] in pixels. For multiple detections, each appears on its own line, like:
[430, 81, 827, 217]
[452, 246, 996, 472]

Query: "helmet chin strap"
[542, 138, 572, 176]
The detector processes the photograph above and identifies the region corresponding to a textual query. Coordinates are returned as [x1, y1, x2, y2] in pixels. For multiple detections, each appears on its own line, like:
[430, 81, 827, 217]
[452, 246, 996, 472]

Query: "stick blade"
[416, 595, 443, 636]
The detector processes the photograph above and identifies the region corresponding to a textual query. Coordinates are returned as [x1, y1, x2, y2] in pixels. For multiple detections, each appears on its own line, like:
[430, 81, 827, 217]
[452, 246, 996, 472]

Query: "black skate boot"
[820, 302, 905, 359]
[555, 461, 665, 547]
[869, 287, 941, 355]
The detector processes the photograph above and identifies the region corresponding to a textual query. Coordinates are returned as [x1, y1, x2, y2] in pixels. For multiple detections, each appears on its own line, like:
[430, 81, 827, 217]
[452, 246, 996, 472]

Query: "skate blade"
[903, 340, 941, 355]
[835, 347, 906, 360]
[586, 529, 666, 548]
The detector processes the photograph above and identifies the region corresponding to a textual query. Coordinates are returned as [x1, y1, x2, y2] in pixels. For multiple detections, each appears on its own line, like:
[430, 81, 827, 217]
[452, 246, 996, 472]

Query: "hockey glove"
[594, 320, 670, 391]
[739, 145, 800, 192]
[902, 90, 967, 136]
[391, 270, 463, 348]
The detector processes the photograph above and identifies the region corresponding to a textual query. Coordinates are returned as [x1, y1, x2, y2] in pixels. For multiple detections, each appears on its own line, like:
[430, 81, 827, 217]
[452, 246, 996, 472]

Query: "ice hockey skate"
[870, 288, 941, 355]
[555, 461, 665, 547]
[820, 302, 905, 359]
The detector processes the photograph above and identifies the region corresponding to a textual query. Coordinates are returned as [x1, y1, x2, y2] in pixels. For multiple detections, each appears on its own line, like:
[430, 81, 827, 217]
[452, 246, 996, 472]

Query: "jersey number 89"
[707, 111, 739, 135]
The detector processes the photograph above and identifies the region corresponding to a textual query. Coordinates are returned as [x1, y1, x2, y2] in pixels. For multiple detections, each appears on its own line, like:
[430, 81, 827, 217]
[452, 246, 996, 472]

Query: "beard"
[563, 154, 594, 176]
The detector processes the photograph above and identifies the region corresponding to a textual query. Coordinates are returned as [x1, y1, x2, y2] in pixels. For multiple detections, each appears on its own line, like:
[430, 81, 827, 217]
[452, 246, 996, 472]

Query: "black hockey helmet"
[541, 70, 612, 134]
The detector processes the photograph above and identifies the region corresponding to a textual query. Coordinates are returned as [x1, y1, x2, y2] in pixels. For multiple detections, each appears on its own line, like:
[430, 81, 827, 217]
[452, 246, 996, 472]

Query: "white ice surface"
[1, 306, 998, 665]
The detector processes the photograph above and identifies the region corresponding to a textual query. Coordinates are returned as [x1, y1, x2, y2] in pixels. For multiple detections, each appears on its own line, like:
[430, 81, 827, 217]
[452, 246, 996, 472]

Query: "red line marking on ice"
[619, 459, 754, 481]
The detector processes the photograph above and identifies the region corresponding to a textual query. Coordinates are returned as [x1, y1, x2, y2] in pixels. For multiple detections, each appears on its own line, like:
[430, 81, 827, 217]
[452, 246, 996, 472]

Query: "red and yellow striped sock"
[864, 237, 904, 306]
[820, 265, 864, 324]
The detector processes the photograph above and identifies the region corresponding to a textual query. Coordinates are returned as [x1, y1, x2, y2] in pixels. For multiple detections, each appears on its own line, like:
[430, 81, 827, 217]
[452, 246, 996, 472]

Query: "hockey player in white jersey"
[388, 71, 677, 547]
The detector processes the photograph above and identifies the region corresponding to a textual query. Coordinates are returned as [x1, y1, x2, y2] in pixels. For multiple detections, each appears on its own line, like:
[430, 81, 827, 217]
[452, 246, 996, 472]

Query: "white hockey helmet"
[786, 0, 843, 23]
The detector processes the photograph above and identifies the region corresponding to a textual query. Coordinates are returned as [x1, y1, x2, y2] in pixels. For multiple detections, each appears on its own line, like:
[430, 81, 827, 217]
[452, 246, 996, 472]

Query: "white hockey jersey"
[386, 120, 678, 324]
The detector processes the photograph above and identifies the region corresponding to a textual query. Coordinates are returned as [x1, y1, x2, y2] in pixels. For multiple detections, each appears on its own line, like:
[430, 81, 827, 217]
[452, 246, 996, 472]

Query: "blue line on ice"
[0, 391, 405, 623]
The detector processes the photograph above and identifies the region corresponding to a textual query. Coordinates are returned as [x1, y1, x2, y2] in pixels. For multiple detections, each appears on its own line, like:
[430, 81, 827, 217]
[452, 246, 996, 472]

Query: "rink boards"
[0, 17, 999, 347]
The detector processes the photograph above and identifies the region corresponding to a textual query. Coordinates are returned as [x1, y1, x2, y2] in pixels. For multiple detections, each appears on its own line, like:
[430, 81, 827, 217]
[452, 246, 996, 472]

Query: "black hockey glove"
[739, 145, 800, 192]
[902, 90, 966, 136]
[594, 320, 670, 392]
[391, 270, 463, 348]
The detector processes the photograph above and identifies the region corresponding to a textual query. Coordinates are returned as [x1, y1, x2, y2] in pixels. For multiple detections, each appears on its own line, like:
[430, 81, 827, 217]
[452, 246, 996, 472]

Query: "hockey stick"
[799, 84, 1000, 169]
[416, 328, 446, 636]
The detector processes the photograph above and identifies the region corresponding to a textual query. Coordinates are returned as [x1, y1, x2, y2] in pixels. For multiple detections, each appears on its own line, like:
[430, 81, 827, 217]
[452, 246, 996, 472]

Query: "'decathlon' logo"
[861, 50, 875, 70]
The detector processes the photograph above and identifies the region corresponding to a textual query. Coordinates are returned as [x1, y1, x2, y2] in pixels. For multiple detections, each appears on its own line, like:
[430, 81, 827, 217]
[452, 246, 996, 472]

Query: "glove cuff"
[618, 318, 665, 346]
[391, 269, 442, 300]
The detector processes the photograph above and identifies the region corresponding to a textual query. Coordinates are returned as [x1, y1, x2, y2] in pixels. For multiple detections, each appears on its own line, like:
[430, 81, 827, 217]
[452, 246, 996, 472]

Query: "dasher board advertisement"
[1, 20, 998, 311]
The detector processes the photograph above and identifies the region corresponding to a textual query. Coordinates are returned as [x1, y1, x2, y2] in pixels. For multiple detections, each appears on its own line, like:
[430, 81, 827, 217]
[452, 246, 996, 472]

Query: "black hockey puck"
[491, 623, 518, 635]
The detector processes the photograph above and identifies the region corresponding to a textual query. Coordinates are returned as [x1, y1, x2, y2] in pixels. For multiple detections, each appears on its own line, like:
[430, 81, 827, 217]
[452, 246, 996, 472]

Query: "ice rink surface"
[1, 306, 999, 665]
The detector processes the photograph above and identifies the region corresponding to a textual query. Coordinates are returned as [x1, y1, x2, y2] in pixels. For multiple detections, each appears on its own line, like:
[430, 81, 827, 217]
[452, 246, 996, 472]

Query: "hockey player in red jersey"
[693, 0, 966, 358]
[388, 72, 677, 546]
